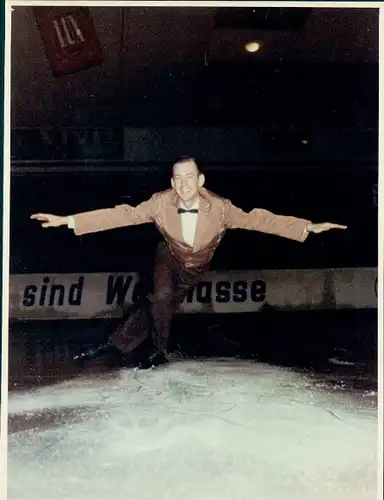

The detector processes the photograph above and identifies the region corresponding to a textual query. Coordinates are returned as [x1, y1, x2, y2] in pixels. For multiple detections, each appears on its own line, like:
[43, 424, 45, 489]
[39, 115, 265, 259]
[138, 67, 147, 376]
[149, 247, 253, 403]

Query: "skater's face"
[171, 159, 205, 204]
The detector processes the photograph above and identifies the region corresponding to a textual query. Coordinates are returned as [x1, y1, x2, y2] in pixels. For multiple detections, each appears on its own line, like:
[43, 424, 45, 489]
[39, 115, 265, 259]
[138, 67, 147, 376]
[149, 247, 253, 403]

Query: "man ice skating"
[31, 157, 347, 369]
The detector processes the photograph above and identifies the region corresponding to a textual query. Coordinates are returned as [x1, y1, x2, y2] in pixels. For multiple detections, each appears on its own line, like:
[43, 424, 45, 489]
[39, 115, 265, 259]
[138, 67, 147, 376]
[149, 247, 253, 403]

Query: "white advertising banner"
[9, 268, 377, 321]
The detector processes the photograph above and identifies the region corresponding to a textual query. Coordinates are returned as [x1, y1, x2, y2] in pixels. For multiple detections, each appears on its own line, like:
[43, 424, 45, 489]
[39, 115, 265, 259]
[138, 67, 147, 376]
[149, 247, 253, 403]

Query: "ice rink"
[7, 358, 377, 500]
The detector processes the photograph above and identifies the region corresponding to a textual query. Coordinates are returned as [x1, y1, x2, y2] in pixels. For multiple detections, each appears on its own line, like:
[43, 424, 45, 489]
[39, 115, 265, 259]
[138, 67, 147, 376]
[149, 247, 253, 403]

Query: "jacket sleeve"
[224, 200, 311, 242]
[72, 194, 159, 236]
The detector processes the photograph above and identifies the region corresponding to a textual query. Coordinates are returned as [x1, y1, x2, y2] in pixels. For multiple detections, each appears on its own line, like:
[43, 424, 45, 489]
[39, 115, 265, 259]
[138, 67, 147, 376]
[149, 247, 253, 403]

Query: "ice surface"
[8, 360, 377, 500]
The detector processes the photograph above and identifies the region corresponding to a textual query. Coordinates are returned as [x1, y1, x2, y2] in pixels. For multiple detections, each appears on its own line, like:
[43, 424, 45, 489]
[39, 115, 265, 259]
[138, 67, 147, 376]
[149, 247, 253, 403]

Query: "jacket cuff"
[300, 223, 311, 242]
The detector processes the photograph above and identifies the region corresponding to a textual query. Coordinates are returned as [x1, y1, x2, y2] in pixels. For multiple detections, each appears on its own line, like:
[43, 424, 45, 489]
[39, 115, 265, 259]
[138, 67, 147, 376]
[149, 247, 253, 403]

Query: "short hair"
[172, 156, 203, 176]
[176, 156, 196, 164]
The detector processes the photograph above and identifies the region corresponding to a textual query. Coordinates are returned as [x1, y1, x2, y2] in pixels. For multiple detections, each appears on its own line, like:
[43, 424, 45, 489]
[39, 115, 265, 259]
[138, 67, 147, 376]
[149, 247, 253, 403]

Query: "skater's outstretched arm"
[224, 202, 346, 242]
[31, 194, 160, 236]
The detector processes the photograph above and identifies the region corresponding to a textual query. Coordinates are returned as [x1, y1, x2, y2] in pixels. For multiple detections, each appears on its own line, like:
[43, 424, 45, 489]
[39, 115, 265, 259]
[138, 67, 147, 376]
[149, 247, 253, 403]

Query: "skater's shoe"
[73, 343, 120, 363]
[137, 350, 169, 370]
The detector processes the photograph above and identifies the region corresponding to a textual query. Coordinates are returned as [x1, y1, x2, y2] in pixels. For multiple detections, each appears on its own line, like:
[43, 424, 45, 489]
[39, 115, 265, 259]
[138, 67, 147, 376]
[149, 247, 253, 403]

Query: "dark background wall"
[11, 7, 378, 127]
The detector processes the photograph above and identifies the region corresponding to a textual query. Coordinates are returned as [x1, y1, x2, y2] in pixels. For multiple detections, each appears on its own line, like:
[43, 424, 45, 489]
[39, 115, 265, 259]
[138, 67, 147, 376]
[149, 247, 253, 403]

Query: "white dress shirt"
[68, 216, 75, 229]
[67, 197, 200, 247]
[179, 198, 199, 247]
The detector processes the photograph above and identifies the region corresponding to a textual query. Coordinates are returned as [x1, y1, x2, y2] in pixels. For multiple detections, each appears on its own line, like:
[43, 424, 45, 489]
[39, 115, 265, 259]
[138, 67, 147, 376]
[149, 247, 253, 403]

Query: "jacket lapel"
[166, 196, 184, 244]
[192, 193, 211, 252]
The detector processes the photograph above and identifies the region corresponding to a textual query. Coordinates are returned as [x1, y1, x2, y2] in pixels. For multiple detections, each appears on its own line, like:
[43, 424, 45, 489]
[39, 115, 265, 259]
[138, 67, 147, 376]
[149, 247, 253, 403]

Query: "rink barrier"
[9, 267, 377, 321]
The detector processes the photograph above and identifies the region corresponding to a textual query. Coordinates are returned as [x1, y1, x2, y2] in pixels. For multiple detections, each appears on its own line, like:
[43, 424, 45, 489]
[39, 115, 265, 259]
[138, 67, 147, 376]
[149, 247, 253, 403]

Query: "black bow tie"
[177, 208, 199, 214]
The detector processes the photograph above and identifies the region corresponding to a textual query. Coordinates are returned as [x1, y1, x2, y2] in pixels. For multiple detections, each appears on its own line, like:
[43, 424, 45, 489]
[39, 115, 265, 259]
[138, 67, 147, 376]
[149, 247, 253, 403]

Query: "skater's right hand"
[30, 213, 70, 228]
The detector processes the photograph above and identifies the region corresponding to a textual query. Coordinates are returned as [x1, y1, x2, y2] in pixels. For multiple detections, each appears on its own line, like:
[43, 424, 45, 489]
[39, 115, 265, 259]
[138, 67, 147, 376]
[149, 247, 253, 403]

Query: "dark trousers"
[110, 242, 207, 356]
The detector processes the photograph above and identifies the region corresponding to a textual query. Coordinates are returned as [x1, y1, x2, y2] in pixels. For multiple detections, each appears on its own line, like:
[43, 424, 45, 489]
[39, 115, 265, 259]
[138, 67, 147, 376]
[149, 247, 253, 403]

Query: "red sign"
[34, 7, 103, 77]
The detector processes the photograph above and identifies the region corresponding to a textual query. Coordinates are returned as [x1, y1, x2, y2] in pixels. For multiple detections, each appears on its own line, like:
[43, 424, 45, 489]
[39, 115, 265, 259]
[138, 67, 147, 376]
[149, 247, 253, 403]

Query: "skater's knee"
[154, 285, 174, 303]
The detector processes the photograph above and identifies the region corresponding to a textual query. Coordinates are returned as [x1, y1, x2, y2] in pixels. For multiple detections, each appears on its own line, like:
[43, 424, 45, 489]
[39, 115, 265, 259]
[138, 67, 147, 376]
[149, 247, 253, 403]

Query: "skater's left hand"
[306, 222, 347, 234]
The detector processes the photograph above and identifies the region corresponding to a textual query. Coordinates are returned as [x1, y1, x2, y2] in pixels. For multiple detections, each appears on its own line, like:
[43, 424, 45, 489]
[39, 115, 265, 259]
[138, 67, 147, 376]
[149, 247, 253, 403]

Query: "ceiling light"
[245, 41, 261, 53]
